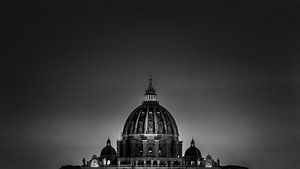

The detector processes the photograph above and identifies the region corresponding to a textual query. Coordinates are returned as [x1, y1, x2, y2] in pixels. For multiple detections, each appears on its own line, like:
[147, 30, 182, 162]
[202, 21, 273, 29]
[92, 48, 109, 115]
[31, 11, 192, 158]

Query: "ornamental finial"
[107, 137, 111, 146]
[191, 137, 195, 147]
[145, 75, 156, 95]
[143, 75, 157, 102]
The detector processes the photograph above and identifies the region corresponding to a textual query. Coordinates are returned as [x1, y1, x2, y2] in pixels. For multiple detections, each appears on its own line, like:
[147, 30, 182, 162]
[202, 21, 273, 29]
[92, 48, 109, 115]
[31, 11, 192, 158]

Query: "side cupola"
[184, 138, 203, 165]
[100, 137, 117, 165]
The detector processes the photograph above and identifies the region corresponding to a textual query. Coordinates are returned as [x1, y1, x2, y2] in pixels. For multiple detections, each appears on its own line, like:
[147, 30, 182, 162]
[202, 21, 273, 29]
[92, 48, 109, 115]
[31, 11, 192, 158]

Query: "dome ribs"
[144, 104, 149, 134]
[123, 102, 179, 136]
[155, 106, 164, 134]
[158, 105, 168, 134]
[163, 110, 173, 134]
[147, 104, 154, 133]
[133, 106, 143, 134]
[153, 104, 158, 134]
[123, 106, 139, 135]
[165, 108, 179, 136]
[137, 107, 146, 134]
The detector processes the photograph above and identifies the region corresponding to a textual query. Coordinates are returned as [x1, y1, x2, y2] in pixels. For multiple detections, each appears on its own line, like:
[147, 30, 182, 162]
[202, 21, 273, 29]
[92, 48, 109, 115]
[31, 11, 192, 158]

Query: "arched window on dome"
[138, 121, 143, 133]
[158, 121, 164, 133]
[130, 122, 135, 133]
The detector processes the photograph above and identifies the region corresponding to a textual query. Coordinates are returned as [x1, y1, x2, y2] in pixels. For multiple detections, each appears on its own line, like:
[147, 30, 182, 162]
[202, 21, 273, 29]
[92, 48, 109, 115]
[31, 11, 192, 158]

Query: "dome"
[100, 146, 117, 157]
[100, 138, 117, 158]
[206, 154, 213, 160]
[122, 77, 179, 136]
[185, 139, 202, 158]
[123, 103, 179, 136]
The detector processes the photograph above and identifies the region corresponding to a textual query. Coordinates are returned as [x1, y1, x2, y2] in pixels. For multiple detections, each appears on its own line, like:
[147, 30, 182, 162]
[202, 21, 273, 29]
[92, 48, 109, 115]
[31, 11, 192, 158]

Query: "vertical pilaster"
[131, 139, 136, 157]
[142, 140, 147, 157]
[117, 140, 121, 157]
[154, 140, 159, 157]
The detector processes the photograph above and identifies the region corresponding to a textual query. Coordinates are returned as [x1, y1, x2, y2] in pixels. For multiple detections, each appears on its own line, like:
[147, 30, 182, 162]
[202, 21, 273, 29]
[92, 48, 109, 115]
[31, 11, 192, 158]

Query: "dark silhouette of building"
[100, 138, 117, 165]
[184, 138, 203, 166]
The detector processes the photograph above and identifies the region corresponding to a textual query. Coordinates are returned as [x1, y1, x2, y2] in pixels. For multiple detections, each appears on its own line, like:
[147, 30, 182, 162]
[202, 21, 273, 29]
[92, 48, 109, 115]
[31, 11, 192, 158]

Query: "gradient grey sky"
[1, 1, 299, 169]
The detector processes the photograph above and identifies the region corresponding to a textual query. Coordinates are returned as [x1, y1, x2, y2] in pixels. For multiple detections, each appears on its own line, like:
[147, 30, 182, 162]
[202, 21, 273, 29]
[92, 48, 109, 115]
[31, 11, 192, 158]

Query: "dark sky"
[1, 1, 299, 169]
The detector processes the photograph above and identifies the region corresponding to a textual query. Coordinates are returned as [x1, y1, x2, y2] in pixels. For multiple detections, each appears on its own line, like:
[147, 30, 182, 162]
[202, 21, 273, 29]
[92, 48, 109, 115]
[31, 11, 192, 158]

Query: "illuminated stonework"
[81, 78, 221, 169]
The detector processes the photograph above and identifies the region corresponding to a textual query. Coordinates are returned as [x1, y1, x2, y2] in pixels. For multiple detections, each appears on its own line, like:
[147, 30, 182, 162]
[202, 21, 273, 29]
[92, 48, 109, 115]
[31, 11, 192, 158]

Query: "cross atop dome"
[143, 75, 158, 103]
[106, 137, 111, 146]
[191, 138, 195, 147]
[145, 75, 156, 95]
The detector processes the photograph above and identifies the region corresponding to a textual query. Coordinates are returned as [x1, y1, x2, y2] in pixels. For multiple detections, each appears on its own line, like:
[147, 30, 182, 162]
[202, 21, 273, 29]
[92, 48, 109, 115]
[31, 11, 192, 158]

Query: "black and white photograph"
[1, 1, 299, 169]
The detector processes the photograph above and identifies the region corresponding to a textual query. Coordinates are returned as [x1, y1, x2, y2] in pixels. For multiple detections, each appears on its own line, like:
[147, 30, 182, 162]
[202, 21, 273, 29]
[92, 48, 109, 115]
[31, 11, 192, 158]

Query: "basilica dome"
[123, 102, 179, 136]
[122, 78, 179, 136]
[118, 77, 182, 159]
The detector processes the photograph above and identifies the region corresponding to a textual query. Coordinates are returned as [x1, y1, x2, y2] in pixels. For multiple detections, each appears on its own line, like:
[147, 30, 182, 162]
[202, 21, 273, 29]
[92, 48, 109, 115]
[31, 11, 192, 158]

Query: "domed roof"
[122, 77, 179, 136]
[206, 154, 213, 160]
[100, 138, 117, 157]
[185, 139, 202, 158]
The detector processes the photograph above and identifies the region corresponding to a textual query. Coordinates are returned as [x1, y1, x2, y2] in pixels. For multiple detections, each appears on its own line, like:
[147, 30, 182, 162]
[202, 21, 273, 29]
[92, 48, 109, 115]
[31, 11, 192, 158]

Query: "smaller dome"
[184, 139, 202, 158]
[100, 138, 117, 158]
[206, 154, 213, 160]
